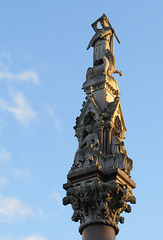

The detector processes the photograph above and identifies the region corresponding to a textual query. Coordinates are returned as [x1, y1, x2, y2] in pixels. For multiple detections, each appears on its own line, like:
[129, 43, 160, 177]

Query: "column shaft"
[82, 225, 115, 240]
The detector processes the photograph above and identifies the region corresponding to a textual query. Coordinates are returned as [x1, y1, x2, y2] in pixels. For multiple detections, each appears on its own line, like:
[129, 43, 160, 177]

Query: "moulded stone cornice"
[64, 167, 136, 190]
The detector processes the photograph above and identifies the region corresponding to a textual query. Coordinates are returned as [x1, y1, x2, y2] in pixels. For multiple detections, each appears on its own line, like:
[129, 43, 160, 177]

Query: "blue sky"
[0, 1, 162, 240]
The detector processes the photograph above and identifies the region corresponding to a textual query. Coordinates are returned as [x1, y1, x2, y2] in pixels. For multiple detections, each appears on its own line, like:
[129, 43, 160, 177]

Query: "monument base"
[82, 225, 115, 240]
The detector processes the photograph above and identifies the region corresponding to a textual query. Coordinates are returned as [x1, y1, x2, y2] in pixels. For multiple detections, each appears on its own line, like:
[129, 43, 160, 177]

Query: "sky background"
[0, 1, 162, 240]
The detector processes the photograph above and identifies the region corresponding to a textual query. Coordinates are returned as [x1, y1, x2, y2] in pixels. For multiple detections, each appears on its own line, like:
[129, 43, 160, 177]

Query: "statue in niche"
[79, 127, 100, 150]
[72, 125, 100, 171]
[81, 112, 99, 150]
[112, 134, 127, 155]
[112, 134, 133, 176]
[87, 14, 122, 77]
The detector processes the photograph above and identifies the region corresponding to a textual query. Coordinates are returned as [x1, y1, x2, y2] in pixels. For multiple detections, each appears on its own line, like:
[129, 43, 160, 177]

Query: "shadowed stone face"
[100, 19, 108, 28]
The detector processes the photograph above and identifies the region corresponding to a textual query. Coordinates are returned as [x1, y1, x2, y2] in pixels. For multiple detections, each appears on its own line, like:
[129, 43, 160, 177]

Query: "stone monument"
[63, 13, 136, 240]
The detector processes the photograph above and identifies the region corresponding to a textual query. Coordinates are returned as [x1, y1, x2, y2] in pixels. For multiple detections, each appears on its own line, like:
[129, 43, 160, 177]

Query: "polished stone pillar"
[82, 225, 115, 240]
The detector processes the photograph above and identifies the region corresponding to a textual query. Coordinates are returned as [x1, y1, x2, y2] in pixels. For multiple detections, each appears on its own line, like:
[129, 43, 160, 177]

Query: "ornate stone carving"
[113, 154, 133, 176]
[71, 125, 100, 172]
[80, 132, 100, 150]
[87, 14, 122, 78]
[71, 147, 100, 171]
[63, 13, 136, 237]
[112, 135, 126, 155]
[63, 180, 136, 235]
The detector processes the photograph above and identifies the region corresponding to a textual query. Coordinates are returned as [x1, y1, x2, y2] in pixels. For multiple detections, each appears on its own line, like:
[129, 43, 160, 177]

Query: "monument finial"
[87, 13, 122, 78]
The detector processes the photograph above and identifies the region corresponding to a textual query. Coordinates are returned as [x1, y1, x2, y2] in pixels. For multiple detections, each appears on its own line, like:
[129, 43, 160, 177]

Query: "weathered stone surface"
[64, 167, 136, 190]
[63, 180, 136, 235]
[87, 14, 122, 77]
[63, 13, 136, 237]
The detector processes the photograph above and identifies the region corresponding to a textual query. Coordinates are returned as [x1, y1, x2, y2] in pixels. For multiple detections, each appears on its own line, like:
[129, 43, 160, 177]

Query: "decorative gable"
[108, 100, 127, 135]
[75, 96, 102, 128]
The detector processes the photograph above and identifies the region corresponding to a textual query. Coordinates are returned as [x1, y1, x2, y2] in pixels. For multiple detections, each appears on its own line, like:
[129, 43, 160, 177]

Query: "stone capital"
[63, 180, 136, 235]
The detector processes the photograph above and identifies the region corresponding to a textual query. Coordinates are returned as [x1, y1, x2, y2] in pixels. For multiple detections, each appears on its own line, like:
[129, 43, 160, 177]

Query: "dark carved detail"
[63, 180, 136, 235]
[84, 111, 96, 126]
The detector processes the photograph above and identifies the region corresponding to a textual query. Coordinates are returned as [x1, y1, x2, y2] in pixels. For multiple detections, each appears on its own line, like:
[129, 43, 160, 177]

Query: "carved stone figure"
[113, 154, 133, 176]
[112, 135, 127, 155]
[87, 14, 122, 77]
[72, 147, 99, 170]
[111, 134, 133, 175]
[87, 14, 113, 65]
[80, 132, 100, 150]
[72, 126, 100, 171]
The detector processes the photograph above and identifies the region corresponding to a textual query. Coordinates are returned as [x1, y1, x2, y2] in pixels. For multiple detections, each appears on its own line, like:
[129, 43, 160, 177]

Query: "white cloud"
[0, 52, 38, 84]
[46, 106, 62, 131]
[0, 148, 11, 163]
[0, 70, 38, 84]
[0, 234, 48, 240]
[25, 235, 48, 240]
[0, 91, 36, 126]
[51, 190, 62, 206]
[0, 194, 34, 222]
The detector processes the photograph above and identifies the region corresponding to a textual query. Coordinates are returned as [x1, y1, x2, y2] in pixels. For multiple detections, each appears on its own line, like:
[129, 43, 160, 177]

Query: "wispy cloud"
[50, 190, 62, 206]
[46, 106, 62, 131]
[0, 91, 36, 126]
[0, 234, 48, 240]
[0, 194, 34, 222]
[0, 148, 11, 163]
[0, 70, 39, 84]
[25, 235, 48, 240]
[0, 52, 38, 84]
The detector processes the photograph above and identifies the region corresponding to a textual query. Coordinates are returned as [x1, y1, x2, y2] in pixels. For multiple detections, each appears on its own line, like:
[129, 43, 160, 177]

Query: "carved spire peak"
[83, 14, 123, 110]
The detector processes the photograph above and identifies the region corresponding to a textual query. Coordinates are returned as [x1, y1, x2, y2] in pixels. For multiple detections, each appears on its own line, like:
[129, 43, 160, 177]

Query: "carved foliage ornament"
[63, 180, 136, 235]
